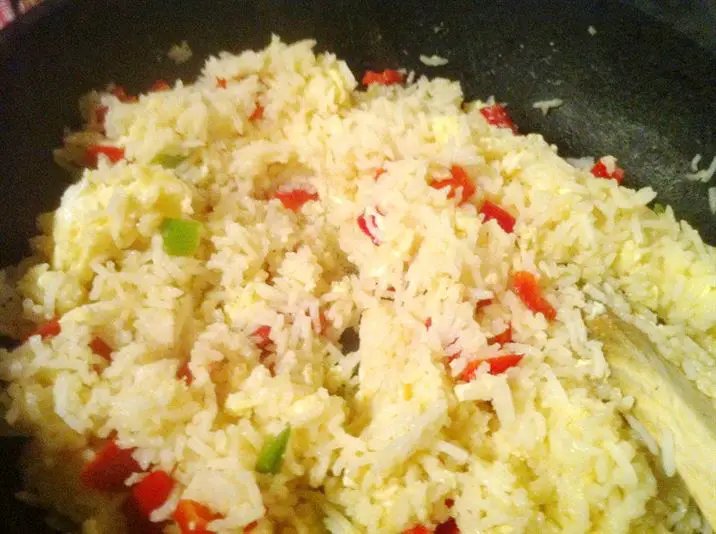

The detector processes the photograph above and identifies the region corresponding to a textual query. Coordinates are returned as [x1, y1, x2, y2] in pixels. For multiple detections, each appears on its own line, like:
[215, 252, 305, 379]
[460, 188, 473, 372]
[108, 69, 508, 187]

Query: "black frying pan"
[0, 1, 714, 532]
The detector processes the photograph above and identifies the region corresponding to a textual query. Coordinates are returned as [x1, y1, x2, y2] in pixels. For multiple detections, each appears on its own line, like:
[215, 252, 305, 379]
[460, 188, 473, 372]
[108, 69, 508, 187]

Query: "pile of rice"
[0, 37, 714, 533]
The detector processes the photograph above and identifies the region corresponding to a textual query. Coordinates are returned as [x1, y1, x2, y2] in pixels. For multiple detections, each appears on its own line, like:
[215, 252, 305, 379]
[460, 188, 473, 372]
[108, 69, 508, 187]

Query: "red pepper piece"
[252, 325, 272, 350]
[486, 354, 524, 375]
[460, 353, 524, 381]
[479, 200, 516, 233]
[216, 78, 228, 89]
[274, 189, 319, 212]
[315, 310, 329, 335]
[435, 518, 460, 534]
[85, 145, 125, 168]
[150, 80, 171, 92]
[445, 498, 455, 508]
[362, 69, 404, 86]
[173, 500, 222, 534]
[591, 160, 625, 183]
[244, 521, 258, 533]
[25, 318, 61, 342]
[402, 526, 432, 534]
[111, 86, 138, 103]
[430, 165, 476, 205]
[132, 470, 175, 517]
[374, 168, 386, 180]
[488, 324, 512, 346]
[89, 337, 113, 361]
[459, 359, 480, 381]
[479, 104, 518, 133]
[80, 440, 142, 492]
[357, 212, 381, 246]
[475, 299, 493, 313]
[177, 360, 193, 385]
[95, 105, 109, 130]
[249, 103, 264, 121]
[425, 317, 432, 329]
[512, 271, 556, 321]
[122, 496, 167, 534]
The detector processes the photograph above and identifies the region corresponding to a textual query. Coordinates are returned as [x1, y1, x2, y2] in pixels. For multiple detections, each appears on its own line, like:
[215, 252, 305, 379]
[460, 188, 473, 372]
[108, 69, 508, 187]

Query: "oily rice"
[0, 37, 714, 533]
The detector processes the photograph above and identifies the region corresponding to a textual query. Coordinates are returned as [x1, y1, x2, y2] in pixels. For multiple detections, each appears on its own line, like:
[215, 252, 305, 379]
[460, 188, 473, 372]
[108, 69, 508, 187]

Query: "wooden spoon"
[589, 313, 716, 528]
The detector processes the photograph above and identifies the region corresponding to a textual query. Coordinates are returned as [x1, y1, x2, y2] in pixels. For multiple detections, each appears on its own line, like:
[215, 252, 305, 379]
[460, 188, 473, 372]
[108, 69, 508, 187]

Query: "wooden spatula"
[589, 313, 716, 528]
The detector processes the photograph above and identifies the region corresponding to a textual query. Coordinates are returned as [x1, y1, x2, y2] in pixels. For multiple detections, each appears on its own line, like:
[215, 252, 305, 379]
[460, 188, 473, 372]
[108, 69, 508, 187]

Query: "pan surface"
[0, 0, 714, 531]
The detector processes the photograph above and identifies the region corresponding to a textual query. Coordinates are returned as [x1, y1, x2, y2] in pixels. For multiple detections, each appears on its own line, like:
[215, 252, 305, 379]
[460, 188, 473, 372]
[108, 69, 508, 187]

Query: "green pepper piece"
[652, 203, 666, 215]
[161, 218, 202, 256]
[256, 425, 291, 474]
[153, 154, 186, 168]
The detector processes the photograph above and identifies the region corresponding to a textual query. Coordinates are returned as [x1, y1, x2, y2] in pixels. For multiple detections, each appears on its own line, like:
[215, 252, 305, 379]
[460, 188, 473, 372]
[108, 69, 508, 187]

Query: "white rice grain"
[661, 428, 676, 477]
[532, 98, 563, 115]
[419, 54, 449, 67]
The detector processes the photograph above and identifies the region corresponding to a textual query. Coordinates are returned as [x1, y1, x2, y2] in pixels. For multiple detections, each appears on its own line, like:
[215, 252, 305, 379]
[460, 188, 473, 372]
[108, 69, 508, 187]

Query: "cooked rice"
[0, 36, 713, 533]
[691, 154, 702, 172]
[167, 40, 193, 64]
[686, 154, 716, 183]
[419, 55, 449, 67]
[566, 156, 596, 170]
[661, 428, 676, 478]
[532, 98, 563, 115]
[624, 414, 659, 456]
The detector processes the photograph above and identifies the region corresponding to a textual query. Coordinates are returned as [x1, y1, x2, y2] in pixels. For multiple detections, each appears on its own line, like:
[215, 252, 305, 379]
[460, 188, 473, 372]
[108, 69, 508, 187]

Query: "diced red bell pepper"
[274, 189, 319, 212]
[591, 160, 625, 183]
[430, 165, 476, 205]
[132, 470, 175, 517]
[177, 360, 193, 385]
[150, 80, 171, 92]
[435, 518, 460, 534]
[479, 104, 518, 133]
[216, 78, 228, 89]
[25, 318, 61, 342]
[253, 325, 276, 373]
[252, 325, 272, 350]
[314, 310, 329, 335]
[95, 105, 109, 130]
[249, 103, 264, 121]
[444, 498, 455, 508]
[111, 86, 138, 103]
[402, 526, 432, 534]
[89, 336, 113, 361]
[80, 440, 143, 492]
[374, 167, 386, 180]
[357, 212, 381, 246]
[511, 271, 556, 321]
[446, 350, 461, 365]
[460, 353, 524, 381]
[362, 69, 404, 86]
[459, 360, 480, 381]
[486, 354, 524, 375]
[425, 317, 432, 329]
[479, 201, 516, 233]
[475, 298, 493, 313]
[488, 324, 512, 346]
[173, 500, 221, 534]
[122, 496, 167, 534]
[85, 145, 125, 168]
[244, 521, 258, 533]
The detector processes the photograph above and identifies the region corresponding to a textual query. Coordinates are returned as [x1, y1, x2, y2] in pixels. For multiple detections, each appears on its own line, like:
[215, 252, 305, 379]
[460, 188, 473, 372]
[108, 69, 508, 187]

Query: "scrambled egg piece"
[431, 116, 460, 145]
[51, 163, 193, 282]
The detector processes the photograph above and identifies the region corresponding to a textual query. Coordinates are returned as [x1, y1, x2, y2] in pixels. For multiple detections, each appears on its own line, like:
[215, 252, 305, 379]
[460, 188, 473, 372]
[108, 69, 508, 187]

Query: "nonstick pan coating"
[0, 1, 714, 531]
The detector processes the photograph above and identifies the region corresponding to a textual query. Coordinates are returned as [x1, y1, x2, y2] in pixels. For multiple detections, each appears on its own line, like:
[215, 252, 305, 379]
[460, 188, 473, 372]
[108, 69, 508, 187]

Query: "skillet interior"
[0, 1, 714, 531]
